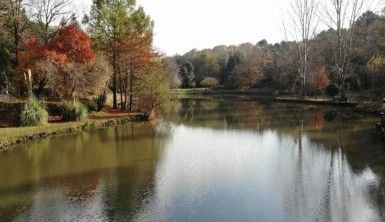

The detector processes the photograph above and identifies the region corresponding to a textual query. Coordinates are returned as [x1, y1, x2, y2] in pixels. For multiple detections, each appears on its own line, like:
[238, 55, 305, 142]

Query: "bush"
[200, 77, 219, 88]
[86, 100, 98, 112]
[20, 99, 48, 126]
[86, 93, 107, 112]
[61, 101, 88, 121]
[45, 102, 65, 116]
[325, 84, 339, 98]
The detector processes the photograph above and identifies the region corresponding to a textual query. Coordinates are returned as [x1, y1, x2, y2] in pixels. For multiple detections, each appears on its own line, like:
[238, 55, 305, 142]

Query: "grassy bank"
[0, 112, 146, 151]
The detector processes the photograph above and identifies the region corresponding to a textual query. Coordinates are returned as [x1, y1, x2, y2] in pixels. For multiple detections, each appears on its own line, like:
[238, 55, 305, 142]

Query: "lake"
[1, 97, 385, 222]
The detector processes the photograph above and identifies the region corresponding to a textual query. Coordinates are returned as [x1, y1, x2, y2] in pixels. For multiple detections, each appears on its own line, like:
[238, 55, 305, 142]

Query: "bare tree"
[285, 0, 319, 96]
[322, 0, 371, 99]
[27, 0, 74, 43]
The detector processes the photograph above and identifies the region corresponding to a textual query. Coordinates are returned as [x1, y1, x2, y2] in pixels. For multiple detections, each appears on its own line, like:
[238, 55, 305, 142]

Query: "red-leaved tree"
[47, 25, 96, 65]
[17, 25, 109, 99]
[310, 65, 331, 96]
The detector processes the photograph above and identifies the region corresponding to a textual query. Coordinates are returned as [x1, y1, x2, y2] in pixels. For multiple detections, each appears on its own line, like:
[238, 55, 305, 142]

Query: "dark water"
[1, 97, 385, 222]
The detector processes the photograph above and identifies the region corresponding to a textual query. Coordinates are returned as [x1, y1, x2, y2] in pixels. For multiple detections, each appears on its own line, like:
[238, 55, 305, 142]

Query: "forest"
[0, 0, 172, 127]
[166, 5, 385, 103]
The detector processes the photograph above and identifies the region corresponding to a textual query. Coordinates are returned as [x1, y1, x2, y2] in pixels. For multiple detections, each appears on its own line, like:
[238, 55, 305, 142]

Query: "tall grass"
[20, 99, 48, 126]
[61, 101, 88, 121]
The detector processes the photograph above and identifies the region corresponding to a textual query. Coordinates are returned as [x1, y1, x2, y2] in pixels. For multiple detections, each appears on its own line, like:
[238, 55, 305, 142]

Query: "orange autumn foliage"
[16, 25, 108, 99]
[19, 25, 96, 69]
[47, 25, 96, 65]
[310, 65, 331, 94]
[116, 30, 155, 70]
[18, 38, 44, 70]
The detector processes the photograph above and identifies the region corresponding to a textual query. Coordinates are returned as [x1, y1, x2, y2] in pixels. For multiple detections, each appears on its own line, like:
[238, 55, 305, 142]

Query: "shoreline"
[1, 91, 382, 151]
[0, 114, 146, 152]
[172, 89, 382, 115]
[274, 97, 358, 107]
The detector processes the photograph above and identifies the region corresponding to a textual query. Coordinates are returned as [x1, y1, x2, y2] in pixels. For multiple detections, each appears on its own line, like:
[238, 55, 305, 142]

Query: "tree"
[88, 0, 136, 109]
[179, 61, 196, 88]
[27, 0, 74, 43]
[286, 0, 319, 96]
[323, 0, 369, 99]
[0, 44, 12, 94]
[162, 57, 181, 89]
[18, 25, 109, 99]
[135, 61, 170, 118]
[223, 52, 241, 89]
[188, 53, 220, 84]
[117, 6, 154, 111]
[0, 0, 30, 66]
[47, 25, 96, 64]
[310, 65, 330, 95]
[236, 54, 265, 89]
[367, 54, 385, 93]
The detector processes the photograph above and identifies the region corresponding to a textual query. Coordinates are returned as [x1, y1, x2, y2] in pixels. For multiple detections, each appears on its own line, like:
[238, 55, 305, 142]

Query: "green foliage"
[223, 53, 242, 89]
[179, 62, 196, 88]
[86, 100, 98, 112]
[325, 84, 340, 98]
[135, 62, 171, 117]
[61, 102, 88, 121]
[87, 93, 107, 112]
[0, 44, 12, 93]
[20, 99, 48, 126]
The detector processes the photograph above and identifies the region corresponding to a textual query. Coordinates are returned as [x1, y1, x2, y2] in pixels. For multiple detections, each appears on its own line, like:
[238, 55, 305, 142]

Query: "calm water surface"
[1, 97, 385, 222]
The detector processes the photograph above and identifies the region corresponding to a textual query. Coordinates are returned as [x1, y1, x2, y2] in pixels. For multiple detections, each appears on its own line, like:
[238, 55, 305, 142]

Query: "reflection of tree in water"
[0, 122, 171, 221]
[104, 163, 158, 221]
[170, 97, 385, 221]
[172, 97, 271, 130]
[277, 109, 385, 221]
[103, 123, 170, 221]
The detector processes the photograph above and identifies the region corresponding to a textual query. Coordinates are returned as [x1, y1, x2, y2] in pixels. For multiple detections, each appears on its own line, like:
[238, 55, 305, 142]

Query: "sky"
[77, 0, 383, 56]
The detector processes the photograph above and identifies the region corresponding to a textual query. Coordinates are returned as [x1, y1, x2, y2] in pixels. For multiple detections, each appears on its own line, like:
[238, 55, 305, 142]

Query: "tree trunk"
[25, 69, 33, 98]
[13, 19, 19, 67]
[112, 50, 118, 109]
[129, 71, 133, 112]
[124, 70, 129, 110]
[118, 67, 124, 110]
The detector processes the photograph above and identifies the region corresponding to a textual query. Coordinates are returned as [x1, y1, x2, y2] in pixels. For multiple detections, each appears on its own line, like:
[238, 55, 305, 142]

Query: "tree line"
[168, 1, 385, 100]
[0, 0, 171, 116]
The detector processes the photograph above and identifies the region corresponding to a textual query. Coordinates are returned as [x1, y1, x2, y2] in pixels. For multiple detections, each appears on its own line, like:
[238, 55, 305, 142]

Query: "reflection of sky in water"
[136, 125, 380, 222]
[13, 183, 108, 221]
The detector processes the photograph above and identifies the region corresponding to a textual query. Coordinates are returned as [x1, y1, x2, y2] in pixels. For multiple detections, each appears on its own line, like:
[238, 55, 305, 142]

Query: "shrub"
[325, 84, 339, 98]
[96, 93, 106, 109]
[61, 101, 88, 121]
[200, 77, 219, 88]
[45, 102, 65, 116]
[86, 100, 98, 112]
[86, 93, 107, 112]
[20, 99, 48, 126]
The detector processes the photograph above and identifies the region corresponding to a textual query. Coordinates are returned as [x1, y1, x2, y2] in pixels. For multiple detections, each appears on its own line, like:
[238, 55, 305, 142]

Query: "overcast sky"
[77, 0, 383, 56]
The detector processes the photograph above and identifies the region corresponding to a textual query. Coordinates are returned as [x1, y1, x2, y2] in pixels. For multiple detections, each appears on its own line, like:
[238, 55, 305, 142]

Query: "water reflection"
[0, 123, 169, 221]
[1, 97, 385, 222]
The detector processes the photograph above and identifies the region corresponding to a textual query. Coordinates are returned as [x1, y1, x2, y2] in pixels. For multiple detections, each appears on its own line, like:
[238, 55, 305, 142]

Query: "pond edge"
[0, 114, 147, 152]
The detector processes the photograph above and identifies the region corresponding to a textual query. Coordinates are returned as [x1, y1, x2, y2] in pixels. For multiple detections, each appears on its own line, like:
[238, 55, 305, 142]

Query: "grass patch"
[0, 112, 146, 151]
